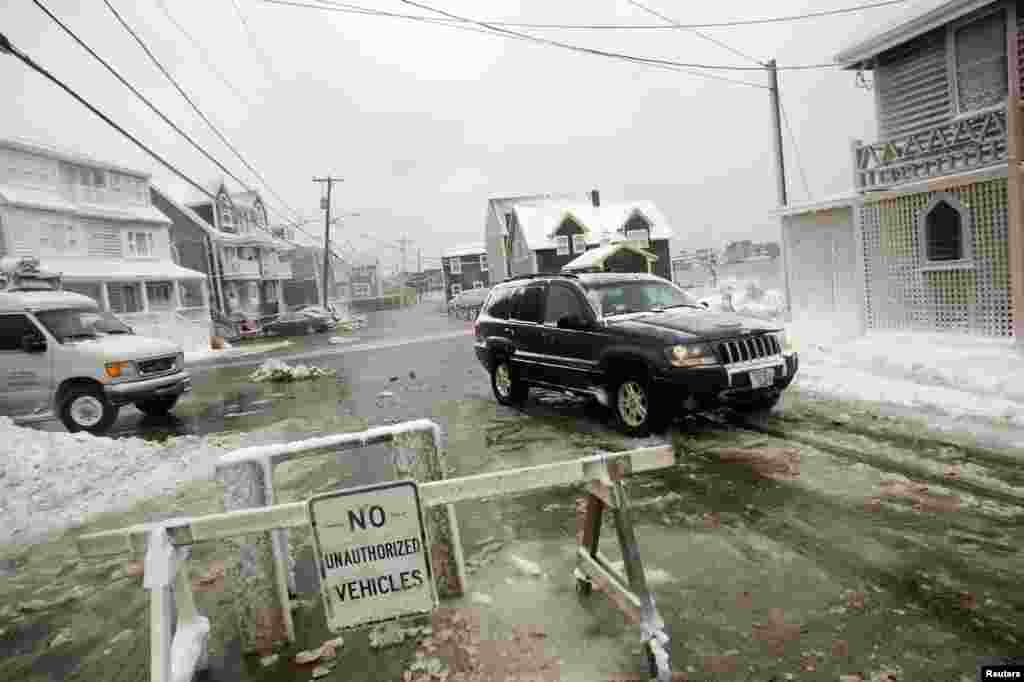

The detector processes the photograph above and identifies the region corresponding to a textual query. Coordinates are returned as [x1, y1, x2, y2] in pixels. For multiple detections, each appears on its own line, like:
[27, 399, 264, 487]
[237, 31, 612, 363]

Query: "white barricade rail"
[77, 440, 678, 682]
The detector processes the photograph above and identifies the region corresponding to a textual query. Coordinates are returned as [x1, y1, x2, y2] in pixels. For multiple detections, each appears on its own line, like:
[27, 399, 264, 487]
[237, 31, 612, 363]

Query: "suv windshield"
[34, 307, 132, 342]
[588, 280, 701, 317]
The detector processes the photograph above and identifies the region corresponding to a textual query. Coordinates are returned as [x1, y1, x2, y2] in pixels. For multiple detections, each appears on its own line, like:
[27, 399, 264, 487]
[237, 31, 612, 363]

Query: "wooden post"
[391, 428, 466, 599]
[214, 460, 290, 654]
[144, 528, 175, 682]
[1006, 20, 1024, 346]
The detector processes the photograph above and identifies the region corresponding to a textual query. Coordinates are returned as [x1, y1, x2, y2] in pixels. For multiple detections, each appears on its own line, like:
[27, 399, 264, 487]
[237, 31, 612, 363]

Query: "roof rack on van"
[500, 272, 578, 284]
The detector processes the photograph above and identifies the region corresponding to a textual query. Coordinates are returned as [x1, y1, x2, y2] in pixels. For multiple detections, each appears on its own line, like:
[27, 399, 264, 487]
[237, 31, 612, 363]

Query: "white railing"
[853, 106, 1007, 191]
[76, 422, 677, 682]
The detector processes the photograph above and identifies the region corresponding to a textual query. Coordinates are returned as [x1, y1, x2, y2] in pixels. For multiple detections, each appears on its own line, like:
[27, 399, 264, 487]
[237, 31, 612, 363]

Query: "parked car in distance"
[0, 289, 191, 434]
[294, 305, 339, 327]
[473, 272, 798, 436]
[264, 310, 332, 336]
[448, 287, 490, 319]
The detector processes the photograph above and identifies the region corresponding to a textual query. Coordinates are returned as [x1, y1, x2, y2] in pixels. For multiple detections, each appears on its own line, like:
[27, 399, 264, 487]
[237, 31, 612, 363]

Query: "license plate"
[749, 367, 774, 389]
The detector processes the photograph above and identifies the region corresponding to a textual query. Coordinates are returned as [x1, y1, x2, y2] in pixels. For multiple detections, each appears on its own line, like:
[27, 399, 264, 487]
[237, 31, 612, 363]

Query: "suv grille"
[138, 355, 177, 376]
[717, 335, 780, 364]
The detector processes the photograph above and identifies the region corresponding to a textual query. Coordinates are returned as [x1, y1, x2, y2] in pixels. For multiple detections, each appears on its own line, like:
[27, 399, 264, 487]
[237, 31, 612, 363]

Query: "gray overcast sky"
[1, 0, 928, 269]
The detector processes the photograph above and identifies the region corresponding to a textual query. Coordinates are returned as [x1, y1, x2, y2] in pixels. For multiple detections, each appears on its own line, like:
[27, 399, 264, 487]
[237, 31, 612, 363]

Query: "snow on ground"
[0, 417, 236, 547]
[184, 339, 293, 365]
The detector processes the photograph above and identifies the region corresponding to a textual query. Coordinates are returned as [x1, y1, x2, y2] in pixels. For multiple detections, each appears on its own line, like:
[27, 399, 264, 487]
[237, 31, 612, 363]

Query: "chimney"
[590, 189, 600, 207]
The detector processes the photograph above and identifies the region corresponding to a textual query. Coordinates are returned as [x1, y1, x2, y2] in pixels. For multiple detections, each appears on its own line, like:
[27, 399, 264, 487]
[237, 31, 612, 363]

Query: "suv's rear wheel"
[611, 374, 665, 437]
[60, 386, 119, 434]
[491, 357, 528, 406]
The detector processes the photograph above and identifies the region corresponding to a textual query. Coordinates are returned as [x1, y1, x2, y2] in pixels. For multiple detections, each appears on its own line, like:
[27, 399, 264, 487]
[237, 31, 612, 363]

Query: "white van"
[0, 289, 192, 434]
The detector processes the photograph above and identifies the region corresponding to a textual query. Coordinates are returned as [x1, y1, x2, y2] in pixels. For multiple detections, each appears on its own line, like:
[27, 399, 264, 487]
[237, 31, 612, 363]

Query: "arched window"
[920, 194, 971, 264]
[218, 194, 235, 231]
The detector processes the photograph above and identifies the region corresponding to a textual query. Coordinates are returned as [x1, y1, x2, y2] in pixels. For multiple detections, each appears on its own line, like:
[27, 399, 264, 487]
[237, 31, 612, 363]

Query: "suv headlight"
[667, 343, 718, 368]
[105, 360, 137, 379]
[176, 352, 185, 370]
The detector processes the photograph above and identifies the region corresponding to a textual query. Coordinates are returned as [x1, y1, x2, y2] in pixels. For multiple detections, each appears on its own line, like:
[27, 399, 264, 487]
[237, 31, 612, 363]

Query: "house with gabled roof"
[484, 189, 674, 282]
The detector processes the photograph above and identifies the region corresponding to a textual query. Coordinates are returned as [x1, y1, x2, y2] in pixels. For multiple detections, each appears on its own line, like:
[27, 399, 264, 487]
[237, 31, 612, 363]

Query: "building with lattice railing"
[776, 0, 1024, 342]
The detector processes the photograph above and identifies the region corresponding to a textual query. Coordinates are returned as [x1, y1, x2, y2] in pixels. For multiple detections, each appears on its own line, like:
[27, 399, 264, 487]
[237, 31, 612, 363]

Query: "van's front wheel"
[60, 386, 119, 434]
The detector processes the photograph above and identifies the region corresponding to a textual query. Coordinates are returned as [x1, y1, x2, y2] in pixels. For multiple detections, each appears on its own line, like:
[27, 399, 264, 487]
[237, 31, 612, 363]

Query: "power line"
[25, 3, 334, 259]
[153, 0, 254, 107]
[307, 0, 914, 29]
[31, 0, 262, 198]
[101, 0, 305, 222]
[227, 0, 280, 81]
[0, 31, 216, 202]
[271, 0, 767, 87]
[626, 0, 764, 66]
[780, 100, 811, 201]
[277, 0, 839, 72]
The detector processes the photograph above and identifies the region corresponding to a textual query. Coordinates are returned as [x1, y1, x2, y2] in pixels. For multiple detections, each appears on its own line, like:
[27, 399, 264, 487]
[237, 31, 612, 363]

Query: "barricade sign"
[309, 480, 437, 632]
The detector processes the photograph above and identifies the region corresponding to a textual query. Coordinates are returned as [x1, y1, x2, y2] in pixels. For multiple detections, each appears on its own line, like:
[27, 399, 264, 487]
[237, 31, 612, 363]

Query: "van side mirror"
[700, 301, 710, 309]
[21, 333, 46, 353]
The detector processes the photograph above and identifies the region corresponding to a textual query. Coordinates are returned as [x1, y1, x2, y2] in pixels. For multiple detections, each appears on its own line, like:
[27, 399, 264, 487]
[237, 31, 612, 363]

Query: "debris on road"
[259, 654, 279, 667]
[250, 359, 336, 383]
[49, 627, 73, 648]
[508, 554, 543, 577]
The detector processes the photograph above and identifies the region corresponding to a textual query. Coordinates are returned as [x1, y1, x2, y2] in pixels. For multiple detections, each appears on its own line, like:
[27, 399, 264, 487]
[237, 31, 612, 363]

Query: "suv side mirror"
[557, 314, 591, 330]
[21, 333, 46, 353]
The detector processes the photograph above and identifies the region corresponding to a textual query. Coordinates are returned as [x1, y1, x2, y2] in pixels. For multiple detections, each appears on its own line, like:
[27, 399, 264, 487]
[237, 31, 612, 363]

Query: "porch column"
[200, 279, 210, 311]
[99, 281, 111, 312]
[1007, 20, 1024, 345]
[172, 280, 183, 310]
[139, 280, 150, 313]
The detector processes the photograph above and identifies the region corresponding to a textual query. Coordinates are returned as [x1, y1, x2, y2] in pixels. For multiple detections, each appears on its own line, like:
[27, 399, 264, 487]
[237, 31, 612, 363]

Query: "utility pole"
[418, 248, 422, 273]
[313, 176, 343, 307]
[767, 59, 787, 208]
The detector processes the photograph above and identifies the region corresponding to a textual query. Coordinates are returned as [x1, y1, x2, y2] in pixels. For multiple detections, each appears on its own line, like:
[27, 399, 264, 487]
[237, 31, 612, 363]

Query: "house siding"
[604, 249, 650, 274]
[151, 190, 210, 277]
[445, 253, 490, 299]
[650, 239, 671, 280]
[782, 207, 864, 340]
[875, 27, 952, 139]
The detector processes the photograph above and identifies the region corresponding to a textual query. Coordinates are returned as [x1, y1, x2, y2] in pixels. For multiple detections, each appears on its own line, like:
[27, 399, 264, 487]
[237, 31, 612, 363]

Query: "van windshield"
[34, 307, 132, 343]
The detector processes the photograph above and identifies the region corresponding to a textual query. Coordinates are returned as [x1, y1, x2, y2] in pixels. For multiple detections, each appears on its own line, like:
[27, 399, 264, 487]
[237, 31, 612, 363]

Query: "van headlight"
[667, 343, 718, 368]
[105, 360, 137, 379]
[176, 352, 185, 370]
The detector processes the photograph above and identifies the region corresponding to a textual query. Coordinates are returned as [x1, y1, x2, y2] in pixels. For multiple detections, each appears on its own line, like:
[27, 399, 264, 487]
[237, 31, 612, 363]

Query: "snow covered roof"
[562, 242, 657, 272]
[0, 289, 101, 313]
[444, 243, 485, 258]
[835, 0, 987, 68]
[181, 178, 227, 206]
[0, 137, 149, 179]
[511, 199, 674, 251]
[0, 184, 170, 225]
[45, 257, 207, 281]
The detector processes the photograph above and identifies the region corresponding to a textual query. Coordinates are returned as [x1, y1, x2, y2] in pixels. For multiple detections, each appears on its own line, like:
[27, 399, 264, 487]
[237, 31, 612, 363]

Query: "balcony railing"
[222, 259, 261, 277]
[853, 106, 1007, 192]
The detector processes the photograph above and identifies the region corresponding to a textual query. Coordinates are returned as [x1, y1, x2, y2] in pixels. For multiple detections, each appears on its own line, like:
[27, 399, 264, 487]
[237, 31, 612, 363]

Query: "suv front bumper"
[104, 371, 193, 406]
[653, 352, 799, 408]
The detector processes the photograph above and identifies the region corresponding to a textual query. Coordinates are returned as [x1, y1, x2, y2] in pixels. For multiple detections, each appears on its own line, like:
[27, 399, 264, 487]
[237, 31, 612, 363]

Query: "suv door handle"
[503, 327, 514, 336]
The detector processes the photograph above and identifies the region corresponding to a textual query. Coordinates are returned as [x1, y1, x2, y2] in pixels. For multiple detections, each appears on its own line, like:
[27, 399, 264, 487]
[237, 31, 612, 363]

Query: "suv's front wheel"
[491, 357, 528, 406]
[611, 374, 666, 437]
[60, 385, 119, 434]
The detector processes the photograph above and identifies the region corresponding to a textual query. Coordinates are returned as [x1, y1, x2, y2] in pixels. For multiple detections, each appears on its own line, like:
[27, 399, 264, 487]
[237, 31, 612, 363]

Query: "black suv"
[473, 272, 799, 436]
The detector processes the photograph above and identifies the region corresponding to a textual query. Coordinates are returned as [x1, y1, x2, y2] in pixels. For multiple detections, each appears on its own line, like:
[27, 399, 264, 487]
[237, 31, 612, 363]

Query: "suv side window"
[544, 283, 589, 325]
[484, 287, 514, 320]
[511, 285, 545, 323]
[0, 314, 39, 351]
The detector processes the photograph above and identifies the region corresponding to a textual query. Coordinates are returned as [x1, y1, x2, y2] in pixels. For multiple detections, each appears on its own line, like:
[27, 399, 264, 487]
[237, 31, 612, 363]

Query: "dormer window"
[218, 194, 235, 230]
[623, 211, 652, 247]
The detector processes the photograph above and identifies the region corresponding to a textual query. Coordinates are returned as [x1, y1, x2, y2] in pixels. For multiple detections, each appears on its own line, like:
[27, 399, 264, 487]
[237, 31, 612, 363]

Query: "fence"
[76, 422, 677, 682]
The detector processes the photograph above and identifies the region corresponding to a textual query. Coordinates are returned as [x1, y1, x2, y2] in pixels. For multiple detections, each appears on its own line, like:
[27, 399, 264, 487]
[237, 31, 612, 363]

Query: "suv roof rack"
[500, 272, 578, 284]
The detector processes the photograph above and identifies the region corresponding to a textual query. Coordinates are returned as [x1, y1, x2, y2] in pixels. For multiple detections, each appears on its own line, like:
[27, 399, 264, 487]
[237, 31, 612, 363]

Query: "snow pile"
[698, 278, 786, 320]
[0, 417, 235, 546]
[793, 330, 1024, 425]
[250, 358, 336, 383]
[185, 339, 292, 365]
